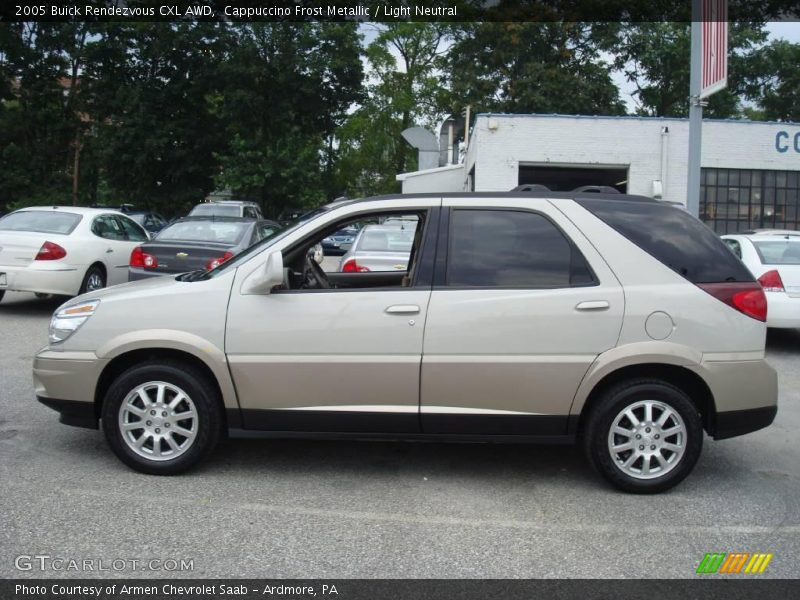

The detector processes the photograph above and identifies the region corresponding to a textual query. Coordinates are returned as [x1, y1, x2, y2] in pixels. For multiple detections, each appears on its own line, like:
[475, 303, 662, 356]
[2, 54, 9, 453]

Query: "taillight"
[341, 258, 370, 273]
[757, 269, 784, 292]
[697, 282, 767, 322]
[206, 251, 233, 270]
[129, 246, 158, 269]
[35, 241, 66, 261]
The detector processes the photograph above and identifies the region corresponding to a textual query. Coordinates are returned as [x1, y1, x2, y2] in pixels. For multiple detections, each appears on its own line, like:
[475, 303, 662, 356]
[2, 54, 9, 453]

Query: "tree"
[444, 22, 626, 116]
[750, 40, 800, 122]
[0, 23, 92, 209]
[612, 23, 769, 118]
[83, 22, 230, 214]
[336, 23, 450, 197]
[211, 23, 363, 216]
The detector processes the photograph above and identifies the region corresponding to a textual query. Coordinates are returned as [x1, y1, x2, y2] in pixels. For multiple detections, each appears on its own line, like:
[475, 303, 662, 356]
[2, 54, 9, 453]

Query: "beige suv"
[34, 192, 778, 493]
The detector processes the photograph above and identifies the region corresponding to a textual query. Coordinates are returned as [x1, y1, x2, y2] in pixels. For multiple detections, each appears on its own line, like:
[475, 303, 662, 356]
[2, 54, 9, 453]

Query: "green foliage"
[336, 23, 448, 198]
[750, 40, 800, 122]
[1, 21, 798, 215]
[612, 23, 769, 118]
[444, 23, 627, 116]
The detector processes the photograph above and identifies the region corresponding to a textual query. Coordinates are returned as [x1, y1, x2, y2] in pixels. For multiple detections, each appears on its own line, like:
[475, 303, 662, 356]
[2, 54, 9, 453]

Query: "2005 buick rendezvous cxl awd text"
[34, 191, 778, 493]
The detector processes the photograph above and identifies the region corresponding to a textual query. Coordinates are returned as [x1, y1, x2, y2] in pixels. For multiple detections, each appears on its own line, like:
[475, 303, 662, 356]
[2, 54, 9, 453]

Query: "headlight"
[49, 300, 100, 344]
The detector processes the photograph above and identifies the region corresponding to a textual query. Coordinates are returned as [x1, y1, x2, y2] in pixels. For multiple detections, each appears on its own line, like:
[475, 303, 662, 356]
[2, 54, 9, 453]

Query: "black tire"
[0, 290, 4, 303]
[582, 379, 703, 494]
[101, 360, 222, 475]
[79, 265, 106, 295]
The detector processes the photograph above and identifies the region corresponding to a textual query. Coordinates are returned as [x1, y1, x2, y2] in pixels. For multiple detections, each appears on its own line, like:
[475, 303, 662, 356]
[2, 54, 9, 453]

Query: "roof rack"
[511, 184, 551, 192]
[573, 185, 620, 194]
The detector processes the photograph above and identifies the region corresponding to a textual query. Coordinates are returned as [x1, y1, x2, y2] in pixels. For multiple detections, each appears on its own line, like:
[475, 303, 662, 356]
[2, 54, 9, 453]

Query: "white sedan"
[722, 231, 800, 329]
[0, 206, 149, 302]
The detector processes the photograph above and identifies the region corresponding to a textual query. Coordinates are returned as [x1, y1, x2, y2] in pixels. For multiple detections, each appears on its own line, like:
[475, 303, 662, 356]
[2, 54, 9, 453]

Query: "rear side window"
[446, 209, 596, 288]
[0, 211, 81, 234]
[723, 238, 742, 259]
[753, 240, 800, 265]
[577, 198, 754, 283]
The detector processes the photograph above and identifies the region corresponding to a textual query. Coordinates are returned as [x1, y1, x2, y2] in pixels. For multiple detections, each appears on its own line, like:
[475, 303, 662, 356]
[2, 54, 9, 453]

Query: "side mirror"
[241, 251, 284, 295]
[308, 243, 324, 265]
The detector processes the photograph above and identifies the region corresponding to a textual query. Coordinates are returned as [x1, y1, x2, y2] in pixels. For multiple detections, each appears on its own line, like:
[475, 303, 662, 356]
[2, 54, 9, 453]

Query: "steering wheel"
[305, 254, 331, 289]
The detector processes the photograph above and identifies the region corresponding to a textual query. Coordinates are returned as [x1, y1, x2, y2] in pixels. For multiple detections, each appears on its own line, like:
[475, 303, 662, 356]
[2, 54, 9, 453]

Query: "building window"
[700, 168, 800, 234]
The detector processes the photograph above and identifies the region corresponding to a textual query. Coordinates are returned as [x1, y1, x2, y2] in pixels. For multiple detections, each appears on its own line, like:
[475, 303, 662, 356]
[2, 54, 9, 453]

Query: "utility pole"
[686, 0, 704, 218]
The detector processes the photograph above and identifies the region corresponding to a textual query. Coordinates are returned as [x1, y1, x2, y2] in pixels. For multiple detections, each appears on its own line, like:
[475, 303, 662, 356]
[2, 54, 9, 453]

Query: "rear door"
[91, 215, 134, 285]
[420, 197, 624, 435]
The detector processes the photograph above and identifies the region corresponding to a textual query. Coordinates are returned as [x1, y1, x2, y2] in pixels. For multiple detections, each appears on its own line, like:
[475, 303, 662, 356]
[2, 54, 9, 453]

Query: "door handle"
[575, 300, 610, 311]
[385, 304, 420, 315]
[106, 248, 114, 253]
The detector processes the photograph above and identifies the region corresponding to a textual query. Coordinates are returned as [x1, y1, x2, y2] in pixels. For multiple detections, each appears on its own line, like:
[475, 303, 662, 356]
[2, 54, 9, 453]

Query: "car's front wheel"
[101, 361, 222, 475]
[583, 379, 703, 493]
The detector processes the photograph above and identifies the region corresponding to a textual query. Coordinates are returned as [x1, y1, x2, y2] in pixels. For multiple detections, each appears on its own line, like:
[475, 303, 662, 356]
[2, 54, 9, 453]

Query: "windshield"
[189, 205, 332, 280]
[753, 240, 800, 265]
[157, 220, 249, 244]
[189, 204, 240, 217]
[0, 211, 82, 234]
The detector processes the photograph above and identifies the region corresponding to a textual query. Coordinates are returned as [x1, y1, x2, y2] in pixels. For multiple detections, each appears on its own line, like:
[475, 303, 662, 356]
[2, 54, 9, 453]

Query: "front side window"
[446, 209, 594, 288]
[723, 238, 742, 259]
[116, 215, 148, 241]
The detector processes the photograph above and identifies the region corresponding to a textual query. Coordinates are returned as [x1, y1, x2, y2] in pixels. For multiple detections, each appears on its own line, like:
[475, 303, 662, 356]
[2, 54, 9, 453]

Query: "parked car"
[722, 231, 800, 329]
[129, 217, 280, 280]
[35, 191, 776, 493]
[127, 211, 169, 236]
[0, 206, 148, 302]
[321, 227, 359, 256]
[338, 224, 414, 272]
[188, 200, 263, 220]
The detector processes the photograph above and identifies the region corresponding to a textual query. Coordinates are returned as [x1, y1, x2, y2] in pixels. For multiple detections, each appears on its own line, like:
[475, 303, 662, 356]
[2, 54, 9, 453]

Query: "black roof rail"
[511, 184, 551, 192]
[573, 185, 620, 194]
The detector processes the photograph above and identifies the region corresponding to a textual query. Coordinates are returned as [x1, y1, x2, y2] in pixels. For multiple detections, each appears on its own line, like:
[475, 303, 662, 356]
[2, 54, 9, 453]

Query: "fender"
[95, 329, 239, 410]
[569, 341, 703, 416]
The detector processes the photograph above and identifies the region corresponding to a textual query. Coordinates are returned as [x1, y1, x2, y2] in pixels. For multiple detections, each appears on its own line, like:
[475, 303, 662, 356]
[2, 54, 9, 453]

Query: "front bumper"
[33, 349, 107, 429]
[37, 396, 98, 429]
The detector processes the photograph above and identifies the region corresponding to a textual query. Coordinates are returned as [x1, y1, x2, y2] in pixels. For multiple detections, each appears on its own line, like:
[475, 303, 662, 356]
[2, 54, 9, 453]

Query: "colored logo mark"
[696, 552, 773, 574]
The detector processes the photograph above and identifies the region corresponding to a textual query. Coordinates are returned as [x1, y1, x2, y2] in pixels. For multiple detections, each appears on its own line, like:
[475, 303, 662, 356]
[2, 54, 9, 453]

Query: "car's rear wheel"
[79, 265, 105, 294]
[583, 379, 703, 493]
[101, 361, 222, 475]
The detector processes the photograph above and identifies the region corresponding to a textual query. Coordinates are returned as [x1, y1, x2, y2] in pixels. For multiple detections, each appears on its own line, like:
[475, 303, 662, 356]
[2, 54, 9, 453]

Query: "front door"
[225, 205, 440, 433]
[420, 198, 624, 435]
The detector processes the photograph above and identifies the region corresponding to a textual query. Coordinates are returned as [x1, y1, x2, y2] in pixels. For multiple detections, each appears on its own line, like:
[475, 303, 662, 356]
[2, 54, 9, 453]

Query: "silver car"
[34, 191, 777, 493]
[338, 225, 415, 273]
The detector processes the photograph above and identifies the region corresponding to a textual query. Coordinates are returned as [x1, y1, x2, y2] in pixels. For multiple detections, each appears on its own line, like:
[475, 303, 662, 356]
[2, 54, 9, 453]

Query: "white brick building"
[397, 113, 800, 234]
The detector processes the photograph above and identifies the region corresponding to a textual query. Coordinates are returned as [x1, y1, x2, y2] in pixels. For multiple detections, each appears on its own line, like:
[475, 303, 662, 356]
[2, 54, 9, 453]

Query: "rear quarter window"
[577, 198, 754, 283]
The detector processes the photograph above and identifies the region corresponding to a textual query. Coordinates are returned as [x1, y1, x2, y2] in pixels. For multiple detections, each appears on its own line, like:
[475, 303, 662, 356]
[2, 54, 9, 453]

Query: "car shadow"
[0, 293, 65, 315]
[203, 436, 594, 486]
[766, 328, 800, 352]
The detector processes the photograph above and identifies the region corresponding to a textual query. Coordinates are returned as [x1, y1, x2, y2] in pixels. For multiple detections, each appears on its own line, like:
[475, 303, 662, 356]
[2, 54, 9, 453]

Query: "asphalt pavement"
[1, 290, 799, 578]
